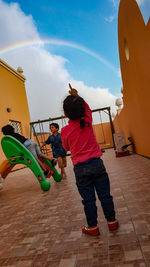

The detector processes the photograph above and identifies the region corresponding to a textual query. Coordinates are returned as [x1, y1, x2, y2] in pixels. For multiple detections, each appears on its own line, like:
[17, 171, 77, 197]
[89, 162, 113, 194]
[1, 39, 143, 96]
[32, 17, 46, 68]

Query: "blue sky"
[0, 0, 149, 121]
[8, 0, 122, 91]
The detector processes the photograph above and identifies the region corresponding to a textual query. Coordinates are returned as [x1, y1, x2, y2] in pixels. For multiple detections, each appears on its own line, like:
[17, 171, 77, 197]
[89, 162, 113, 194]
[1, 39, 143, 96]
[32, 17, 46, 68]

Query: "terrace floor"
[0, 149, 150, 267]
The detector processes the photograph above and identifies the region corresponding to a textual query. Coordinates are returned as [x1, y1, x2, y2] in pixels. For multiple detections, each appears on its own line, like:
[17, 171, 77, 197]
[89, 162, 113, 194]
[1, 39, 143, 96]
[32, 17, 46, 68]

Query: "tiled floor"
[0, 149, 150, 266]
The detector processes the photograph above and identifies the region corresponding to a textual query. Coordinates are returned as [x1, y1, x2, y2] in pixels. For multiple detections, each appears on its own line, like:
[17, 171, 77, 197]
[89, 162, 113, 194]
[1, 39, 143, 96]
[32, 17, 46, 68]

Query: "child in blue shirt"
[42, 123, 67, 178]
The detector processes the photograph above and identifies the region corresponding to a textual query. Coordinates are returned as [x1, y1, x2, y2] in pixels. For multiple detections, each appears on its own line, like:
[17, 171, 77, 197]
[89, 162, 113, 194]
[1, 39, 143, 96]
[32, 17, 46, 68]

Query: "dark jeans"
[74, 157, 115, 227]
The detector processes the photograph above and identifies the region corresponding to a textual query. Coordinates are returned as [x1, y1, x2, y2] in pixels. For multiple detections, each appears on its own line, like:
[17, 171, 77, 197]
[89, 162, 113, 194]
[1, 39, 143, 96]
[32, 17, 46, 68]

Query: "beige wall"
[114, 0, 150, 157]
[0, 59, 31, 165]
[93, 122, 113, 149]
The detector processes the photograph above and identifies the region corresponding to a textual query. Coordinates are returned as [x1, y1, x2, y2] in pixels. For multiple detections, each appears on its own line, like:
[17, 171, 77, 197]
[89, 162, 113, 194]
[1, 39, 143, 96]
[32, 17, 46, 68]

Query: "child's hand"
[68, 83, 78, 95]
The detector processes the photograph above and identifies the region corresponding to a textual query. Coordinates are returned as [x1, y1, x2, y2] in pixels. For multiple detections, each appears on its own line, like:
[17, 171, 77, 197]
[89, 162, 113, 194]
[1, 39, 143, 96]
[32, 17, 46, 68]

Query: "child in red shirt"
[61, 84, 118, 236]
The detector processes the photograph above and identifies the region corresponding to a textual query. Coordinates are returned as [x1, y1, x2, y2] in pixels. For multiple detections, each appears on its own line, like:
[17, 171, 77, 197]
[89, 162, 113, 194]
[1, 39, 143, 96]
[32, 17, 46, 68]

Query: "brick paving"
[0, 149, 150, 266]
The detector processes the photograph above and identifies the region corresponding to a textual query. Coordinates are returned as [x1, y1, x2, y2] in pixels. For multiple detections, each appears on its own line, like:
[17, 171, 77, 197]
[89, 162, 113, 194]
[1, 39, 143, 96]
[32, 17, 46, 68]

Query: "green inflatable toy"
[1, 135, 62, 191]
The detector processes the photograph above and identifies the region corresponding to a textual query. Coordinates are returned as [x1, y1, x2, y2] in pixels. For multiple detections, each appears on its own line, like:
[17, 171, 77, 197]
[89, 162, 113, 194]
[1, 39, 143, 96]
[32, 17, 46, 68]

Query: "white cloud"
[68, 80, 118, 122]
[104, 15, 115, 23]
[111, 0, 146, 8]
[111, 0, 119, 8]
[2, 46, 70, 121]
[136, 0, 145, 6]
[111, 0, 145, 8]
[0, 0, 39, 47]
[105, 0, 119, 22]
[136, 0, 150, 24]
[0, 0, 118, 123]
[117, 69, 121, 78]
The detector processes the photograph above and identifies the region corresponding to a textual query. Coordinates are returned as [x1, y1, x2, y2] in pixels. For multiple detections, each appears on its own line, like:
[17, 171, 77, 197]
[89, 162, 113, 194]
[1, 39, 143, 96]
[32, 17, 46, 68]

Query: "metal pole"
[108, 107, 116, 150]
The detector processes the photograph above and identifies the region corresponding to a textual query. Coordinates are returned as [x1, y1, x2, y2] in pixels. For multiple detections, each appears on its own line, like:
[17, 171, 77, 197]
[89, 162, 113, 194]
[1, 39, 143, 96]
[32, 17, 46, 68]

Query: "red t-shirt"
[61, 101, 102, 165]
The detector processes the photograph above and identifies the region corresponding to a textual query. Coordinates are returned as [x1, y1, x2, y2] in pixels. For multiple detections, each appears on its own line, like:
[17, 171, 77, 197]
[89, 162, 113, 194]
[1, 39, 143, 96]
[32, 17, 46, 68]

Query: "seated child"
[41, 123, 67, 179]
[1, 125, 56, 177]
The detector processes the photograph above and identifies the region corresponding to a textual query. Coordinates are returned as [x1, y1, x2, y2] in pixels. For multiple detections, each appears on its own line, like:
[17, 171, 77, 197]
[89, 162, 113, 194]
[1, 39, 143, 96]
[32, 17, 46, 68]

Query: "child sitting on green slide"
[1, 125, 56, 177]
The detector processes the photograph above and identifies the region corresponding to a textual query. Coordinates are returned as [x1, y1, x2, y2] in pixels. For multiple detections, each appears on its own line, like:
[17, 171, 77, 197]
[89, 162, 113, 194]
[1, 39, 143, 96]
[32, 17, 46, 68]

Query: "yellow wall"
[115, 0, 150, 157]
[0, 59, 31, 165]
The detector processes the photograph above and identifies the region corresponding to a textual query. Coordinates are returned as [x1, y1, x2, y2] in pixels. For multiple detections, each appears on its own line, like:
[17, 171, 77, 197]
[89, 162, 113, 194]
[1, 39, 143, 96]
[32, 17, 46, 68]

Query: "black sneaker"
[51, 159, 57, 167]
[44, 170, 50, 176]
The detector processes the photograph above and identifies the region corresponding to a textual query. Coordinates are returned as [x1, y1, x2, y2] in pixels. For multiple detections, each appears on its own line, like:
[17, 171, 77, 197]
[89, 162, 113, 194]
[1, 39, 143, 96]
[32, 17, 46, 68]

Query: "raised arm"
[69, 83, 92, 123]
[68, 83, 78, 96]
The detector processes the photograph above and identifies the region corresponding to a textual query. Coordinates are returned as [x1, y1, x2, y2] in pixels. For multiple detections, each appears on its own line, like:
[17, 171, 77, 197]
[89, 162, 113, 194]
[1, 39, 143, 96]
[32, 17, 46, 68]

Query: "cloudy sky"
[0, 0, 149, 122]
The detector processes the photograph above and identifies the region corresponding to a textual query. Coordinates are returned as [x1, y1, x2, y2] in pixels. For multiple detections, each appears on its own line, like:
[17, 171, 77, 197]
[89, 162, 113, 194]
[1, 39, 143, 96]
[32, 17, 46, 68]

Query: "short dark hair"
[1, 124, 15, 135]
[50, 123, 59, 130]
[63, 95, 85, 120]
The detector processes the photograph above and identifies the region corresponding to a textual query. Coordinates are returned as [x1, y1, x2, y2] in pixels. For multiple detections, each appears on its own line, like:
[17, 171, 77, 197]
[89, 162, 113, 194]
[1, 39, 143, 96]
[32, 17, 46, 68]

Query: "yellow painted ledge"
[0, 58, 26, 82]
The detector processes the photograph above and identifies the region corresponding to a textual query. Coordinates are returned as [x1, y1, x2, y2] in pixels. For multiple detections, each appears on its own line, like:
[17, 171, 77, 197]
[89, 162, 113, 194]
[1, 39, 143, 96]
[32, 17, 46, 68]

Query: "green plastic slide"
[1, 136, 62, 191]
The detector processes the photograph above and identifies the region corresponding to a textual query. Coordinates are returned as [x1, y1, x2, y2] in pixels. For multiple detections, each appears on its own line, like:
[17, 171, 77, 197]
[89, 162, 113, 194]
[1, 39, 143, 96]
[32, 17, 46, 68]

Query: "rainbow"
[0, 38, 119, 74]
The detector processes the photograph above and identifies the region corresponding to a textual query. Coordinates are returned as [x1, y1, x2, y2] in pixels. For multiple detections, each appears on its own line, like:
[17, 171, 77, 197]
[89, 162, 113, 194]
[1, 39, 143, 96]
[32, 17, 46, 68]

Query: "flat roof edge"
[0, 58, 26, 82]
